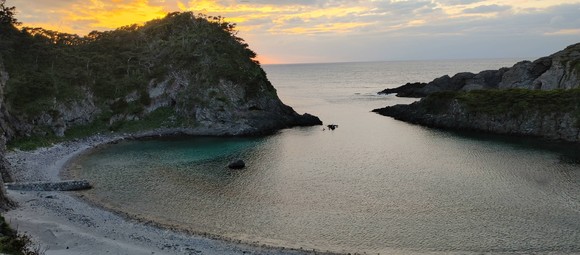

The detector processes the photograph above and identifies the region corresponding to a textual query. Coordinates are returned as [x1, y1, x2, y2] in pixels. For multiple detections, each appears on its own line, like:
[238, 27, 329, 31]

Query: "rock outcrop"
[379, 43, 580, 97]
[374, 42, 580, 143]
[373, 96, 580, 142]
[0, 56, 13, 209]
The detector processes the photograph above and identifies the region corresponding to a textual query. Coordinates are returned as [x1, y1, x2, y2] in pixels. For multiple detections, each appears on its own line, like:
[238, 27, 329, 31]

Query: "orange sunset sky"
[7, 0, 580, 64]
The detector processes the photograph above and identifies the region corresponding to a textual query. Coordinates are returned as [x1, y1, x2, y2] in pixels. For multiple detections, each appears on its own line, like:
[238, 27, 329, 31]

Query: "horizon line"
[262, 56, 537, 66]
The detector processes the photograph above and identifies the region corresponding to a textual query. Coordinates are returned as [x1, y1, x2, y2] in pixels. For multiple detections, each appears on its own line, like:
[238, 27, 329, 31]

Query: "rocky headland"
[374, 42, 580, 142]
[0, 7, 322, 254]
[379, 43, 580, 97]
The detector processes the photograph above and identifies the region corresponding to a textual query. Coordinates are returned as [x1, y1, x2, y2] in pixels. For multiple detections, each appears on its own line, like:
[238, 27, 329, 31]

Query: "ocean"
[73, 59, 580, 254]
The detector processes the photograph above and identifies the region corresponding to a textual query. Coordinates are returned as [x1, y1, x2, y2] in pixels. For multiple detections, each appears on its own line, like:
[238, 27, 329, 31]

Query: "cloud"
[437, 0, 484, 6]
[463, 4, 511, 14]
[8, 0, 580, 63]
[10, 0, 168, 33]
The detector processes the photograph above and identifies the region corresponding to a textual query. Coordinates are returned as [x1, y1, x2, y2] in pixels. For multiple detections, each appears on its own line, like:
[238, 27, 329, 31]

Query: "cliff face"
[380, 43, 580, 97]
[374, 42, 580, 142]
[374, 96, 580, 142]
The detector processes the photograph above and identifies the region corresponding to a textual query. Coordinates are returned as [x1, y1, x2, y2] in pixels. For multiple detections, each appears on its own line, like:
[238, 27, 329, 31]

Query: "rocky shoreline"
[373, 95, 580, 143]
[374, 42, 580, 143]
[3, 129, 338, 255]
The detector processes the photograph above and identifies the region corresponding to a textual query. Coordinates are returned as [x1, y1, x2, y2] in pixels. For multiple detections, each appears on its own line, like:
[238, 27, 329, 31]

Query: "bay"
[74, 59, 580, 254]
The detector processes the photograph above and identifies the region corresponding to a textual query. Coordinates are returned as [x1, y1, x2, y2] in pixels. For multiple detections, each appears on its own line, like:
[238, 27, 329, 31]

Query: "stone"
[228, 160, 245, 169]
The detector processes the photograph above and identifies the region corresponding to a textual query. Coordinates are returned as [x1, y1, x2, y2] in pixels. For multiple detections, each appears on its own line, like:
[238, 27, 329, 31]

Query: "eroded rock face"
[139, 72, 322, 135]
[373, 100, 580, 142]
[2, 65, 321, 139]
[380, 43, 580, 97]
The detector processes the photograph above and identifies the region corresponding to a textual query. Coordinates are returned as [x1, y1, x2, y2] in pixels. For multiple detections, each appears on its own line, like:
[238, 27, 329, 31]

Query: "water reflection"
[75, 60, 580, 253]
[74, 131, 580, 253]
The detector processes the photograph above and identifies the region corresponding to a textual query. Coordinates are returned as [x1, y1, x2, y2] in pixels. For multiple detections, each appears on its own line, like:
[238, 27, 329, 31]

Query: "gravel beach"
[2, 132, 327, 255]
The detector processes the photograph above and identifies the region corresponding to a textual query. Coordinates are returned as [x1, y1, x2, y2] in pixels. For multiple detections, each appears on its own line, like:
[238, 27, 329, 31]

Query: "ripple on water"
[75, 60, 580, 254]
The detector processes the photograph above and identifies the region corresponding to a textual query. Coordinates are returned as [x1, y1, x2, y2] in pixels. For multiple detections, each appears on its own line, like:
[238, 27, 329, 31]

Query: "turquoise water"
[74, 60, 580, 254]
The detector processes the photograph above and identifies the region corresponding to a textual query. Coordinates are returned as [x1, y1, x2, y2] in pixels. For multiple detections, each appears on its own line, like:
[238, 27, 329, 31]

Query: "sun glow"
[9, 0, 580, 64]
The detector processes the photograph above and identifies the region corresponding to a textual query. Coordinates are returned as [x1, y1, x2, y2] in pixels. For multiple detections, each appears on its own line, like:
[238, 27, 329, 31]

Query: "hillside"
[0, 11, 321, 147]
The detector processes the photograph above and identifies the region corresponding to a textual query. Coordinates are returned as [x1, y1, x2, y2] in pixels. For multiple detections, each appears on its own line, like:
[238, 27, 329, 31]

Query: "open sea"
[72, 59, 580, 254]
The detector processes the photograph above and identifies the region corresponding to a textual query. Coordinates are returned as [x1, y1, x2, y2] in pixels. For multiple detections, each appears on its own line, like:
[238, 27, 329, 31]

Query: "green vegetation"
[8, 107, 183, 151]
[0, 3, 274, 138]
[420, 89, 580, 119]
[455, 89, 580, 115]
[417, 91, 460, 114]
[0, 215, 39, 255]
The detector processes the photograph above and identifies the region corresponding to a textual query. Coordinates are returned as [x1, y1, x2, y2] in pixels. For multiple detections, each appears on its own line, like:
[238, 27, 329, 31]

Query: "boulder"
[228, 159, 245, 169]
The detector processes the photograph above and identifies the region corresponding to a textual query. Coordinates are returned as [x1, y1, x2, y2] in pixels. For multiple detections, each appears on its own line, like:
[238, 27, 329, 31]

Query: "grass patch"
[112, 107, 189, 133]
[418, 91, 459, 114]
[415, 88, 580, 128]
[454, 88, 580, 115]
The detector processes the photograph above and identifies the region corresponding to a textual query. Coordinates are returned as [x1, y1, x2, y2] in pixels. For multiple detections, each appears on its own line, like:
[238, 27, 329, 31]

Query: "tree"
[0, 0, 20, 27]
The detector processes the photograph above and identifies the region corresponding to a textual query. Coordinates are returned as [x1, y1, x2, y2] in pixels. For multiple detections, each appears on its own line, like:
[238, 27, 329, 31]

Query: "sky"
[7, 0, 580, 64]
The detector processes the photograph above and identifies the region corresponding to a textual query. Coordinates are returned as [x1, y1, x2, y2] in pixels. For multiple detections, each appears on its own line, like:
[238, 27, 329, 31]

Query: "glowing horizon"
[8, 0, 580, 64]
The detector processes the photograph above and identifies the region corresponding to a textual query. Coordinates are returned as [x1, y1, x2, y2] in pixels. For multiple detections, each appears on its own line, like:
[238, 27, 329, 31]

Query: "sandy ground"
[2, 133, 326, 255]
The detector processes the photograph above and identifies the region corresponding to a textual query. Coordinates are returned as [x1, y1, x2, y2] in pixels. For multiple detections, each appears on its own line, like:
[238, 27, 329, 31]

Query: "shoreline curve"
[3, 128, 341, 255]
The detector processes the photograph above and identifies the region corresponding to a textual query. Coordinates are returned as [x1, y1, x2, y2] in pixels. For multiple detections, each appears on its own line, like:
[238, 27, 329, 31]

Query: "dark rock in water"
[228, 160, 246, 169]
[327, 124, 338, 130]
[293, 113, 323, 127]
[378, 82, 427, 97]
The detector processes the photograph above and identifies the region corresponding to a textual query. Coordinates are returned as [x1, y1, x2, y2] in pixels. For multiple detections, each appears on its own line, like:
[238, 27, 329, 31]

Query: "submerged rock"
[228, 160, 246, 169]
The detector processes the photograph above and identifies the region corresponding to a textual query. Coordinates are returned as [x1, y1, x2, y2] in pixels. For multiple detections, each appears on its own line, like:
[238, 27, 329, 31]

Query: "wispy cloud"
[462, 4, 511, 14]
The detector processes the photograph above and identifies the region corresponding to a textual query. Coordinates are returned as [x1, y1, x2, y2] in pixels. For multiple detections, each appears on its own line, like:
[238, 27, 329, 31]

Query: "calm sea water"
[73, 60, 580, 254]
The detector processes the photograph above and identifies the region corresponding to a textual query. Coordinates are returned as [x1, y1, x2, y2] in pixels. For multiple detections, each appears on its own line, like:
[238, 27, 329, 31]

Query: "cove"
[72, 60, 580, 254]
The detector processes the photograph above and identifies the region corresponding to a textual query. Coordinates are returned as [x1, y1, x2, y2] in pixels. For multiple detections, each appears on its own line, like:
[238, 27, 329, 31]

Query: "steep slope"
[0, 12, 321, 144]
